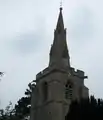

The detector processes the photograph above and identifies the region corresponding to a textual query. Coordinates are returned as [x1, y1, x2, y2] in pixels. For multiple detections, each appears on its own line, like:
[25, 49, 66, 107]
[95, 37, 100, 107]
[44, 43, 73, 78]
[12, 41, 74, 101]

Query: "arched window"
[65, 83, 73, 100]
[42, 82, 48, 102]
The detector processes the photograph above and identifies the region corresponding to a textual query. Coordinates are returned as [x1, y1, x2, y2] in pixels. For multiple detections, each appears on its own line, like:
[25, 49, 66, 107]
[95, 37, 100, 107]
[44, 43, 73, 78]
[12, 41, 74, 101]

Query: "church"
[30, 7, 89, 120]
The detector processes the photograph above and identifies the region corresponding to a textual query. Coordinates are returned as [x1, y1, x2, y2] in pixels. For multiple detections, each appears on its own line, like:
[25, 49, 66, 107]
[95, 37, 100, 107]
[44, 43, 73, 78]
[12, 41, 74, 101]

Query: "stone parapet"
[70, 67, 88, 79]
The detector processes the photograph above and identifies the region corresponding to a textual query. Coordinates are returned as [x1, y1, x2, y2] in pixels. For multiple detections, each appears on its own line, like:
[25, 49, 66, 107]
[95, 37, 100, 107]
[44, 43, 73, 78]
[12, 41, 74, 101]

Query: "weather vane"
[60, 0, 62, 8]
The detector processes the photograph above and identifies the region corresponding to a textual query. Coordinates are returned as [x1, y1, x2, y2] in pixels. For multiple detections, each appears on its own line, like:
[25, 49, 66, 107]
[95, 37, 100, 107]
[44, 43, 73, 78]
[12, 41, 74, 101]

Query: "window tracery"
[65, 82, 73, 100]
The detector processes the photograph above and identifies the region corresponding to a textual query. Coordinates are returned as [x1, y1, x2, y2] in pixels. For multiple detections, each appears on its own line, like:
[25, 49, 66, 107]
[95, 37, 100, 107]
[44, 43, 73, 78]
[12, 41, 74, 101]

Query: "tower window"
[42, 82, 48, 102]
[65, 83, 73, 100]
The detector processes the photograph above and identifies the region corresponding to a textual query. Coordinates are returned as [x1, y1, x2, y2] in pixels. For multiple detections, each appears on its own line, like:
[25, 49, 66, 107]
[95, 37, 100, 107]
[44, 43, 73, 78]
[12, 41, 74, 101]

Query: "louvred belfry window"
[65, 83, 73, 100]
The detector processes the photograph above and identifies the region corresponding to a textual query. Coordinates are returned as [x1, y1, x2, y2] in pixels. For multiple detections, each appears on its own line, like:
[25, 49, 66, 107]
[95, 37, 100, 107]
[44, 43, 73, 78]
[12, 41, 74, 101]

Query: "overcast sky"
[0, 0, 103, 109]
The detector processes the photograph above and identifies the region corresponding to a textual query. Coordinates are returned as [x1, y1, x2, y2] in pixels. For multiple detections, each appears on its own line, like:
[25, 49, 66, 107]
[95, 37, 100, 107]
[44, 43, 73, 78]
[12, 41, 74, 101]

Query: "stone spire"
[49, 7, 70, 68]
[56, 7, 64, 32]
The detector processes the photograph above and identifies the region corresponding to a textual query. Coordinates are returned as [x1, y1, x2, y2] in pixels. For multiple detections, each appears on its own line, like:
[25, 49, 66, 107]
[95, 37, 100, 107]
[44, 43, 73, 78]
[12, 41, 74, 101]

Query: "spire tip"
[60, 0, 63, 11]
[60, 7, 63, 11]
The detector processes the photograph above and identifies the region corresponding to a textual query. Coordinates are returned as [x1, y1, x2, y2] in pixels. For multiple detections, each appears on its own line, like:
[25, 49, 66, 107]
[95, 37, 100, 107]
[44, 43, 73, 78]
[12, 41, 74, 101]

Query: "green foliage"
[0, 102, 16, 120]
[66, 96, 103, 120]
[14, 80, 35, 120]
[15, 97, 30, 119]
[0, 72, 4, 81]
[0, 80, 36, 120]
[0, 72, 4, 77]
[14, 80, 36, 119]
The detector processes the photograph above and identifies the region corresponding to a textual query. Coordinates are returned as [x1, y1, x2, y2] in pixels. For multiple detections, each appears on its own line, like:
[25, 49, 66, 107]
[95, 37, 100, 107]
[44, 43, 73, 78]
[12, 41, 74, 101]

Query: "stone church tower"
[30, 7, 89, 120]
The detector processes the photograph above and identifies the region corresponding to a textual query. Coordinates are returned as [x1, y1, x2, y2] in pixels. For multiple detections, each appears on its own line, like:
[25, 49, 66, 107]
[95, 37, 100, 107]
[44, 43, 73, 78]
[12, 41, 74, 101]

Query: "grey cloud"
[67, 5, 97, 59]
[6, 16, 47, 56]
[9, 33, 43, 55]
[69, 6, 95, 42]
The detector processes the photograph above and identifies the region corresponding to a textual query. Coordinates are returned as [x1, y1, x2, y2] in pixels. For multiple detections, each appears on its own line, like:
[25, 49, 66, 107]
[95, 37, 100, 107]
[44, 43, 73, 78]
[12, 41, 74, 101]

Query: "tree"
[0, 72, 4, 81]
[0, 102, 16, 120]
[14, 80, 36, 119]
[0, 80, 36, 120]
[0, 72, 4, 76]
[66, 96, 103, 120]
